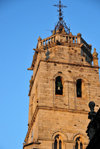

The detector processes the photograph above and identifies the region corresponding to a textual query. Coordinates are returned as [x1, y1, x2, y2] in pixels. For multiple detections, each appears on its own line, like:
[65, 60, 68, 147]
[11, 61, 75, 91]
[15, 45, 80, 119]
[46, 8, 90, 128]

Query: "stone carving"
[88, 101, 96, 121]
[86, 101, 100, 141]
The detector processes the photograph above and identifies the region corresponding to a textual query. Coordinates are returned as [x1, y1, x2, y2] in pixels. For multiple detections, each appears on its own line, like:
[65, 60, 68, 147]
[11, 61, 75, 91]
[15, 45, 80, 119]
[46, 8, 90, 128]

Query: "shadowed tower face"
[23, 0, 100, 149]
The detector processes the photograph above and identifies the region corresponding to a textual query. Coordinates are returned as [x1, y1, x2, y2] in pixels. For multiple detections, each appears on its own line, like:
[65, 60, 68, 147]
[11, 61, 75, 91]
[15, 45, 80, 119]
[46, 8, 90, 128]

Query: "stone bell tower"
[23, 1, 100, 149]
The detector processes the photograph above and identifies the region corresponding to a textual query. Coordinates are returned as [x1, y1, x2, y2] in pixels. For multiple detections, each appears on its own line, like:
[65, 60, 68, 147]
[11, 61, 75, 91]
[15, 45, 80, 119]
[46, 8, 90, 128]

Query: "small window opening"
[75, 137, 83, 149]
[76, 79, 82, 97]
[54, 139, 57, 149]
[80, 142, 83, 149]
[75, 141, 78, 149]
[55, 76, 63, 95]
[59, 140, 62, 149]
[54, 135, 62, 149]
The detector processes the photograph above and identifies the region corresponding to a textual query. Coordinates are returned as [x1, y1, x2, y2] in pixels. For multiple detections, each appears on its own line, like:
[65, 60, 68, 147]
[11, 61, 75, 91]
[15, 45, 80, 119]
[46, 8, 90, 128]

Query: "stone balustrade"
[37, 33, 91, 51]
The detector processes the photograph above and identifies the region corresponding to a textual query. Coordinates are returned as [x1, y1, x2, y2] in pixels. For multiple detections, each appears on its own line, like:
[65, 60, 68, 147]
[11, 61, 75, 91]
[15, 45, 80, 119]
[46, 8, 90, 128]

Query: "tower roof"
[53, 0, 70, 34]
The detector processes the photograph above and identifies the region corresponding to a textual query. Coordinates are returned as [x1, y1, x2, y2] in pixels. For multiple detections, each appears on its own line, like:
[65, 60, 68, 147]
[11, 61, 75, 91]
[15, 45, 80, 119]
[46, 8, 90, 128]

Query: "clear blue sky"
[0, 0, 100, 149]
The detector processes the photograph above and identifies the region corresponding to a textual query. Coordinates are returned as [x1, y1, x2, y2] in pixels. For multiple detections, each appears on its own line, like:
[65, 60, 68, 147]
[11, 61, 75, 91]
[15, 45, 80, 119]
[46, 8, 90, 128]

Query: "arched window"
[76, 79, 82, 97]
[75, 137, 83, 149]
[54, 135, 63, 149]
[55, 76, 63, 95]
[54, 139, 57, 149]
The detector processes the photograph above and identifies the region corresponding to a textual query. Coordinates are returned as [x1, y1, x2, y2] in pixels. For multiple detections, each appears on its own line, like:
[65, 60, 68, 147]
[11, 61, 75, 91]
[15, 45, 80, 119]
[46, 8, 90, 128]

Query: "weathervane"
[53, 0, 70, 34]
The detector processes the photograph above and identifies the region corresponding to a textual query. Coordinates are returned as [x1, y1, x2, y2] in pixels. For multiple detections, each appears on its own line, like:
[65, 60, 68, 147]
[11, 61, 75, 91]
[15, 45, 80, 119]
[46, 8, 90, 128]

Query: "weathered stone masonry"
[23, 28, 100, 149]
[23, 1, 100, 148]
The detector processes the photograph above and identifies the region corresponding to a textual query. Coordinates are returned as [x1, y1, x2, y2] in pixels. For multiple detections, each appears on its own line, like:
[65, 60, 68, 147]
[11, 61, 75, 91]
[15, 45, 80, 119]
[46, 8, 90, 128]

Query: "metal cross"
[53, 0, 67, 21]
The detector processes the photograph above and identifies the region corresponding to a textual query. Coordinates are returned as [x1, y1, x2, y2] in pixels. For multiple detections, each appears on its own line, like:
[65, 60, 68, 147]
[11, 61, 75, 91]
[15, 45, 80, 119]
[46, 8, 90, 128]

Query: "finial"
[93, 48, 98, 58]
[93, 48, 98, 66]
[53, 0, 70, 34]
[94, 48, 96, 52]
[38, 36, 42, 41]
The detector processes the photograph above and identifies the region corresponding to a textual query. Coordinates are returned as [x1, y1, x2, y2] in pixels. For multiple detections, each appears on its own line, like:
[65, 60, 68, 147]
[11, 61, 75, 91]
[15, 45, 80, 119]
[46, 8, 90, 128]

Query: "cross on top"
[53, 0, 67, 22]
[53, 0, 70, 34]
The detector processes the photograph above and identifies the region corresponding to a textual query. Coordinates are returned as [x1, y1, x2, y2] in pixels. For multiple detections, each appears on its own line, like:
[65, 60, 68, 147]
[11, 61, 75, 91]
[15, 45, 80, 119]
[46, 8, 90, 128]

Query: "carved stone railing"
[37, 33, 91, 51]
[37, 34, 78, 49]
[39, 35, 56, 48]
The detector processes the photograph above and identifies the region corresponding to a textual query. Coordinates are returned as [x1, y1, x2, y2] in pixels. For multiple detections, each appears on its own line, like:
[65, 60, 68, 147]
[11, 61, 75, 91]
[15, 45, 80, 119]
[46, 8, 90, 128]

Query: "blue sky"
[0, 0, 100, 149]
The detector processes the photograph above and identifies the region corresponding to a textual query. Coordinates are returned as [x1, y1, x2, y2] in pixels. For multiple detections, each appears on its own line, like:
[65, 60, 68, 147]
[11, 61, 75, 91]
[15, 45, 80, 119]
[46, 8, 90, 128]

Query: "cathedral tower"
[23, 1, 100, 149]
